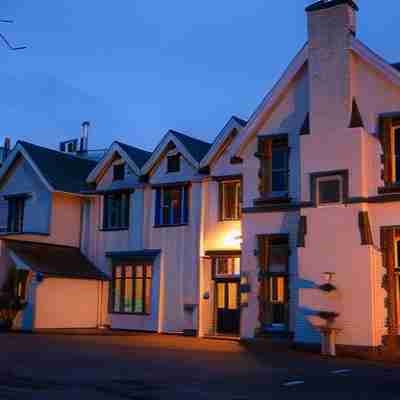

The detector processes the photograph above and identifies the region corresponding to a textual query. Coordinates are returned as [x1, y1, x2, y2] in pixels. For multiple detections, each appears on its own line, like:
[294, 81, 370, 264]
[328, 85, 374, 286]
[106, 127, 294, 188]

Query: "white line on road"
[331, 369, 352, 374]
[283, 380, 305, 387]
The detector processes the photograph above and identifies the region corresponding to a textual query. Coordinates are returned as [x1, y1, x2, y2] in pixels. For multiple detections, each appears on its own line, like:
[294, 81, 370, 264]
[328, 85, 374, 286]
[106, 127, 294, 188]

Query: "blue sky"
[1, 0, 399, 152]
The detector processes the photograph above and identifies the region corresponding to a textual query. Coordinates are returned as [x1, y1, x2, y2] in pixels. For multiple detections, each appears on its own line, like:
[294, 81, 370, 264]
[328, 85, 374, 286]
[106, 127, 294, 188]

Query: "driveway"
[0, 332, 399, 399]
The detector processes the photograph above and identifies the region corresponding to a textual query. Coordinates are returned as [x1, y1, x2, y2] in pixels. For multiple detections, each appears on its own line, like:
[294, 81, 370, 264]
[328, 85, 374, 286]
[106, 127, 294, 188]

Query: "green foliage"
[0, 265, 28, 330]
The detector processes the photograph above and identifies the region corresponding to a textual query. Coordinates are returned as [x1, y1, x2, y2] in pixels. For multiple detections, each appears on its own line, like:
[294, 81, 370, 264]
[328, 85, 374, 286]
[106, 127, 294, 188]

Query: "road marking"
[331, 369, 352, 374]
[283, 380, 305, 387]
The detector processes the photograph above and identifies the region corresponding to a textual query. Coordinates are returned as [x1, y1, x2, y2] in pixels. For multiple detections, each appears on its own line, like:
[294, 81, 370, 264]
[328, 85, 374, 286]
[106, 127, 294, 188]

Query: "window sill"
[100, 227, 129, 232]
[218, 218, 241, 223]
[0, 231, 49, 236]
[254, 196, 291, 206]
[110, 312, 150, 316]
[153, 224, 188, 229]
[378, 185, 400, 194]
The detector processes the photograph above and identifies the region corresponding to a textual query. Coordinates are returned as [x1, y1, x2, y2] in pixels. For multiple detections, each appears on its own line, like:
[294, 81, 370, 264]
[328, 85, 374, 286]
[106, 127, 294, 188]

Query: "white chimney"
[306, 0, 358, 134]
[80, 121, 90, 152]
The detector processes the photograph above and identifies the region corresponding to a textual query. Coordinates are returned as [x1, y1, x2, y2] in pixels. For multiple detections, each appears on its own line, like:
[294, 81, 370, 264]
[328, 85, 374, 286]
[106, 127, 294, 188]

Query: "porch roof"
[5, 240, 109, 281]
[106, 250, 161, 264]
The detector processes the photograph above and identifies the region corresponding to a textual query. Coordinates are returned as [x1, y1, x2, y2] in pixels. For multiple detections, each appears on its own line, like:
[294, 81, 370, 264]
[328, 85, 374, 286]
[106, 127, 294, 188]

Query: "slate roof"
[391, 63, 400, 72]
[114, 141, 152, 169]
[18, 141, 97, 193]
[5, 240, 109, 280]
[170, 131, 212, 163]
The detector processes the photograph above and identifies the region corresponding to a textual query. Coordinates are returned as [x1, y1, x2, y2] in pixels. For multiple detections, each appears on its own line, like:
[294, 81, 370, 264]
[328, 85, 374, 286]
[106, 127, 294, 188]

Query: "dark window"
[396, 240, 400, 270]
[112, 264, 152, 314]
[67, 141, 77, 153]
[220, 181, 241, 221]
[167, 154, 180, 173]
[258, 136, 289, 198]
[155, 186, 189, 226]
[271, 144, 289, 193]
[113, 164, 125, 181]
[103, 193, 130, 230]
[7, 197, 25, 233]
[318, 178, 342, 204]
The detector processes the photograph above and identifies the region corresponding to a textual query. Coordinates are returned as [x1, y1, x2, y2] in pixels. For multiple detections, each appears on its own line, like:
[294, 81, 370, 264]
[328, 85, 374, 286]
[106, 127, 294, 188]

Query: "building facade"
[1, 0, 400, 353]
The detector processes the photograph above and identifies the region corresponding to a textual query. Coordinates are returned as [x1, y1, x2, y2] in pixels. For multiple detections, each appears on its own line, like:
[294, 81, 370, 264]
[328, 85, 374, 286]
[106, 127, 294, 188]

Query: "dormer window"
[167, 154, 180, 173]
[7, 196, 25, 233]
[113, 163, 125, 181]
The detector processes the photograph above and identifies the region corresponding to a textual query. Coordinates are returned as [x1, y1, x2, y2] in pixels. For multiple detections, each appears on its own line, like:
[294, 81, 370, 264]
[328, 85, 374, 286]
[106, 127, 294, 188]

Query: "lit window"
[214, 257, 240, 278]
[220, 181, 241, 221]
[112, 264, 152, 314]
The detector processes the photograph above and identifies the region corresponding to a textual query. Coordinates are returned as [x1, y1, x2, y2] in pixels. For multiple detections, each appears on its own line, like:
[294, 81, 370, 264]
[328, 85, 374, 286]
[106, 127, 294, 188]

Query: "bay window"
[112, 264, 152, 314]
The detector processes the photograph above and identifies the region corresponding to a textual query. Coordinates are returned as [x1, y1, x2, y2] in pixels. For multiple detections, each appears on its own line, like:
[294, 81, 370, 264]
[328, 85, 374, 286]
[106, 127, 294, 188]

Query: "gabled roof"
[169, 131, 212, 163]
[200, 116, 247, 168]
[6, 239, 109, 280]
[350, 38, 400, 87]
[230, 43, 308, 157]
[114, 141, 152, 169]
[0, 141, 97, 194]
[86, 141, 151, 184]
[141, 130, 212, 175]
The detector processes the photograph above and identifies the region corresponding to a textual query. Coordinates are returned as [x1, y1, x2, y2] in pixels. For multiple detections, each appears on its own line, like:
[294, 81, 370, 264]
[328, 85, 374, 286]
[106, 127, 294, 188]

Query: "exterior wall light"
[319, 272, 336, 292]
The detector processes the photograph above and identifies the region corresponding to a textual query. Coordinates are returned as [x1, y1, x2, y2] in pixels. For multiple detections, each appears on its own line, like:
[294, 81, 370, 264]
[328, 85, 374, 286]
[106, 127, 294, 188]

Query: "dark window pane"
[269, 244, 288, 273]
[113, 164, 125, 181]
[397, 240, 400, 269]
[161, 187, 182, 225]
[272, 171, 288, 192]
[272, 148, 288, 170]
[8, 198, 24, 233]
[318, 179, 341, 204]
[104, 193, 130, 229]
[395, 128, 400, 156]
[167, 154, 180, 173]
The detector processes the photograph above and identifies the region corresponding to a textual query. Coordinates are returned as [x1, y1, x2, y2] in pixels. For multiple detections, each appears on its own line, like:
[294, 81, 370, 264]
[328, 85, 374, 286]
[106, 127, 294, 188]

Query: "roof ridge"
[114, 140, 152, 155]
[18, 140, 97, 165]
[169, 129, 212, 146]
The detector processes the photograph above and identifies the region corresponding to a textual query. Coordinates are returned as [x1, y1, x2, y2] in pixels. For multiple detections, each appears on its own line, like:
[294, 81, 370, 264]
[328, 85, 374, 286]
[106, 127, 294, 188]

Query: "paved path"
[0, 332, 399, 399]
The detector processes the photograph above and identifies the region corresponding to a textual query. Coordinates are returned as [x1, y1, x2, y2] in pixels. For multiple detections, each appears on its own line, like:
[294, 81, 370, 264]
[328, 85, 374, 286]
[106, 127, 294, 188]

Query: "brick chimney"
[306, 0, 358, 134]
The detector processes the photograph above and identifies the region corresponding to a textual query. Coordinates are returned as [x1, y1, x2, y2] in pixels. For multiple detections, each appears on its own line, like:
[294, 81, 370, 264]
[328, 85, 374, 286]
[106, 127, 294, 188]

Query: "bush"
[0, 293, 26, 330]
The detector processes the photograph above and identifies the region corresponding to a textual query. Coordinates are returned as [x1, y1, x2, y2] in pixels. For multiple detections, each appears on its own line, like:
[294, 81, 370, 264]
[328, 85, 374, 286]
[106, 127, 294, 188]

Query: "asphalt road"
[0, 332, 399, 399]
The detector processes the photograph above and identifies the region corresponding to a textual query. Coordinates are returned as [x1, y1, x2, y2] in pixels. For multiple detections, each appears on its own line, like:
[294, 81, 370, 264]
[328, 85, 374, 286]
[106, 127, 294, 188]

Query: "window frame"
[110, 264, 153, 315]
[212, 256, 241, 279]
[154, 185, 189, 227]
[113, 163, 126, 181]
[310, 170, 349, 207]
[392, 125, 400, 185]
[316, 175, 343, 205]
[167, 154, 181, 174]
[219, 180, 242, 221]
[102, 192, 130, 231]
[7, 196, 25, 233]
[256, 134, 290, 200]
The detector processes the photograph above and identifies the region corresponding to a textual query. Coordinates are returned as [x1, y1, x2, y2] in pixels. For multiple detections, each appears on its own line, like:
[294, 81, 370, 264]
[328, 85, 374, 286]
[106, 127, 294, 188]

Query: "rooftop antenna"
[0, 19, 27, 50]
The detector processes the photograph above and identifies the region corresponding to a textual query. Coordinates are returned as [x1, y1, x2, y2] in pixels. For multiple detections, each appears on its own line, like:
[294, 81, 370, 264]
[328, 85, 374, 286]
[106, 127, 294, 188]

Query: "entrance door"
[216, 280, 240, 335]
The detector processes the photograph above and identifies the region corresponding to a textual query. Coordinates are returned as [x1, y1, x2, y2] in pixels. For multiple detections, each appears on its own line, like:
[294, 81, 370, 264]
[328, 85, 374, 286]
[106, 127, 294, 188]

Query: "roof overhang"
[86, 142, 142, 184]
[200, 117, 247, 169]
[141, 131, 200, 175]
[0, 143, 54, 192]
[350, 37, 400, 88]
[106, 250, 161, 264]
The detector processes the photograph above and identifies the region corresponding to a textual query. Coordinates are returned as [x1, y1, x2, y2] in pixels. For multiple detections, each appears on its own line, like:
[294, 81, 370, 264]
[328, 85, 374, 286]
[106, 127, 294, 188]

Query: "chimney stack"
[80, 121, 90, 152]
[3, 137, 11, 162]
[306, 0, 358, 134]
